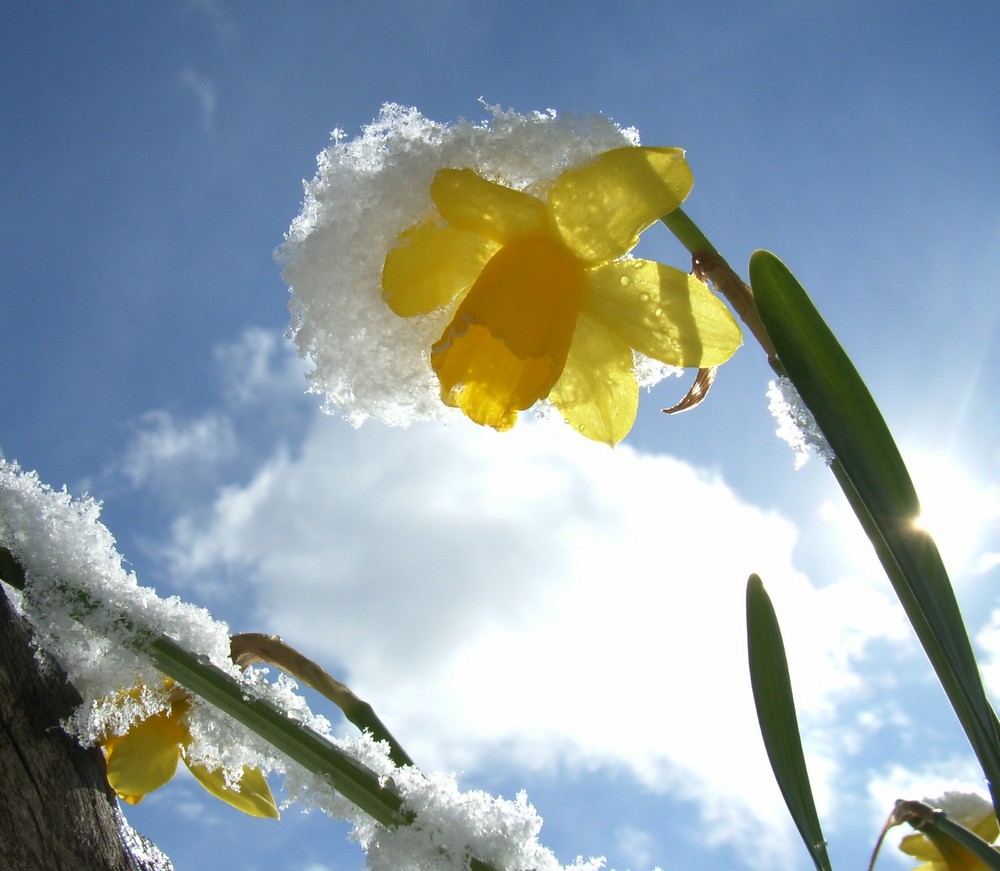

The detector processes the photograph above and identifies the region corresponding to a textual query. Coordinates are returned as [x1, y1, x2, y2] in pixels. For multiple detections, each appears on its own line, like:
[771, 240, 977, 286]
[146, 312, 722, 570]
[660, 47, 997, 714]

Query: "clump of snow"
[0, 460, 233, 734]
[767, 377, 835, 469]
[288, 733, 605, 871]
[0, 460, 293, 779]
[278, 102, 675, 430]
[922, 790, 995, 824]
[1, 460, 607, 870]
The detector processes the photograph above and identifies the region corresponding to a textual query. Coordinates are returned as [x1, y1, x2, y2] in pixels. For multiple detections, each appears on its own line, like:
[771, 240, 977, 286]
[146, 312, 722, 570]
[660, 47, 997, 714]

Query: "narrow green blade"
[746, 575, 832, 871]
[749, 250, 1000, 813]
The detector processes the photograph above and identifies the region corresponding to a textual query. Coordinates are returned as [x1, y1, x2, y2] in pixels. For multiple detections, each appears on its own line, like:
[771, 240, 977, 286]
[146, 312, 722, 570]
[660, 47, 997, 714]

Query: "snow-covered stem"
[146, 634, 412, 829]
[0, 545, 410, 829]
[231, 633, 415, 768]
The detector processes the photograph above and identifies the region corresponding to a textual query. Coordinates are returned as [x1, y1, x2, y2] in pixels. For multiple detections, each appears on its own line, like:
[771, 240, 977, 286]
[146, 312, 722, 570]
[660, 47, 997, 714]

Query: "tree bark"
[0, 581, 171, 870]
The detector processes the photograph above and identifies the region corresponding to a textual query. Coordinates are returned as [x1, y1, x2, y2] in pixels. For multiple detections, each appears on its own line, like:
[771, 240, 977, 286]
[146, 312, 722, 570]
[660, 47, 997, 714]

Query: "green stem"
[147, 634, 411, 828]
[661, 207, 777, 361]
[660, 206, 718, 255]
[0, 554, 407, 823]
[231, 633, 415, 768]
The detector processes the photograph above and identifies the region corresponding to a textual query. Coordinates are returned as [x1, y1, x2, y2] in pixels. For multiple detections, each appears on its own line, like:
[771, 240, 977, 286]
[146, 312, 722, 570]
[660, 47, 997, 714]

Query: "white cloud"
[179, 67, 217, 132]
[101, 328, 954, 870]
[121, 409, 236, 488]
[152, 376, 907, 864]
[212, 328, 307, 404]
[976, 609, 1000, 698]
[614, 825, 656, 870]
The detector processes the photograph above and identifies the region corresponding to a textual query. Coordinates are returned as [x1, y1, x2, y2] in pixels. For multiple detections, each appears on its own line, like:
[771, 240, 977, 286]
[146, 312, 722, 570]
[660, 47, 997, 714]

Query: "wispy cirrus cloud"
[179, 67, 217, 133]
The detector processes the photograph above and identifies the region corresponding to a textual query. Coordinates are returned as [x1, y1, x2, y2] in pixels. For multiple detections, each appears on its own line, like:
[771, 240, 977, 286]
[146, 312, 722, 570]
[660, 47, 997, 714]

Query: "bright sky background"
[4, 2, 1000, 870]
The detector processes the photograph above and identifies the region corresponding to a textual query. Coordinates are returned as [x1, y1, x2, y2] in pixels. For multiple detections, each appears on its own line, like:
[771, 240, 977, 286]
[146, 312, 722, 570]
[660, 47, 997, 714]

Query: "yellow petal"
[431, 168, 549, 244]
[382, 218, 500, 317]
[186, 761, 281, 819]
[432, 236, 586, 430]
[900, 832, 944, 862]
[548, 147, 693, 264]
[549, 313, 638, 446]
[900, 830, 997, 871]
[584, 259, 742, 367]
[104, 710, 187, 799]
[116, 792, 146, 806]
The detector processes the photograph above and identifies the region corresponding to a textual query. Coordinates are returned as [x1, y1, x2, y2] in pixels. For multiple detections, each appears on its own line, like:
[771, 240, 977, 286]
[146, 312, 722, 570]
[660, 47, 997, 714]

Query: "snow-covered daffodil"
[280, 105, 743, 442]
[900, 793, 999, 871]
[381, 147, 742, 444]
[101, 681, 279, 819]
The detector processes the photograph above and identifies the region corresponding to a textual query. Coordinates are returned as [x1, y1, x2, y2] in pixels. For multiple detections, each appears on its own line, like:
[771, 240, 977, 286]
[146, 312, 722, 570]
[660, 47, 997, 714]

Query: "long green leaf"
[746, 574, 833, 871]
[749, 250, 1000, 813]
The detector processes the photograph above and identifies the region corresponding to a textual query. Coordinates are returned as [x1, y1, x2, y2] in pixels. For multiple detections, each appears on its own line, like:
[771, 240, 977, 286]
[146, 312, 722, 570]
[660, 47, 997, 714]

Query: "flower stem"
[661, 208, 777, 361]
[230, 632, 415, 768]
[0, 549, 408, 825]
[660, 206, 718, 256]
[146, 634, 411, 828]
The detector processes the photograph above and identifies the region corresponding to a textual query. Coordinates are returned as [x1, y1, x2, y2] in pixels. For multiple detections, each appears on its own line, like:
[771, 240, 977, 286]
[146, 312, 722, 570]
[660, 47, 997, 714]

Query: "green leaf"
[746, 575, 833, 871]
[749, 249, 1000, 814]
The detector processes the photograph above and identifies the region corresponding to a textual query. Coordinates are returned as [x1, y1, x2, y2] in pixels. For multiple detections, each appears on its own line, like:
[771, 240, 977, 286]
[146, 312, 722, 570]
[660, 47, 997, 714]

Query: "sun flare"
[907, 451, 1000, 577]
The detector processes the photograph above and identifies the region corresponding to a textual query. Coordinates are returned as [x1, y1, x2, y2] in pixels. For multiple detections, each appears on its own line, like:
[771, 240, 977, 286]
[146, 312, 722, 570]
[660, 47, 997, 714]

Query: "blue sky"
[3, 2, 1000, 870]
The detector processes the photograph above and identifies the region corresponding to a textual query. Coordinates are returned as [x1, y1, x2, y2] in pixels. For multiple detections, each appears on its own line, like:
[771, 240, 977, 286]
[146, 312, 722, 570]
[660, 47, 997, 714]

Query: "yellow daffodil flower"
[381, 146, 742, 445]
[101, 681, 279, 819]
[900, 795, 999, 871]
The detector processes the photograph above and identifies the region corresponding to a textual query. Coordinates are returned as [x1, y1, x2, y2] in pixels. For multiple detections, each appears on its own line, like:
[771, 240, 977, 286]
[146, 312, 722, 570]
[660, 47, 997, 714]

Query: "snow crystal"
[278, 102, 664, 430]
[767, 377, 835, 469]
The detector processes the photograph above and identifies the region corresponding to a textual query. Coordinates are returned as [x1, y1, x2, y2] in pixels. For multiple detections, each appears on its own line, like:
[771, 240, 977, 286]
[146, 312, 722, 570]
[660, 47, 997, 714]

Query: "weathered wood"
[0, 581, 170, 870]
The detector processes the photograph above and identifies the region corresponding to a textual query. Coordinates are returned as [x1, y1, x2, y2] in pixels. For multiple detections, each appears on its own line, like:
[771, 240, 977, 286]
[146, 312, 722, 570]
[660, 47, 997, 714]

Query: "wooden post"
[0, 581, 171, 870]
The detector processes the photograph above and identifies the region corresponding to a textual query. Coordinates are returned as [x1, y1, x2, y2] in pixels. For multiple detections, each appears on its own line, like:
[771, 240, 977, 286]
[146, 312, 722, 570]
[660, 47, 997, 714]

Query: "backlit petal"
[382, 218, 499, 317]
[549, 147, 693, 264]
[104, 711, 187, 799]
[549, 313, 638, 446]
[432, 168, 549, 244]
[585, 259, 742, 367]
[432, 236, 586, 430]
[186, 761, 281, 819]
[900, 833, 944, 862]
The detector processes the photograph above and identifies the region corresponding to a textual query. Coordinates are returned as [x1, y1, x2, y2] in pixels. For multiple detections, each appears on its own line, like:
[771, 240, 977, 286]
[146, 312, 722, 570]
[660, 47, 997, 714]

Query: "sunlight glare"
[907, 451, 1000, 577]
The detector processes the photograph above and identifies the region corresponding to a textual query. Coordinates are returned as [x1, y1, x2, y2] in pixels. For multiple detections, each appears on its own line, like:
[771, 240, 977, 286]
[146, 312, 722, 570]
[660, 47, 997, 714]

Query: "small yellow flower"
[381, 147, 742, 445]
[900, 794, 999, 871]
[102, 681, 279, 819]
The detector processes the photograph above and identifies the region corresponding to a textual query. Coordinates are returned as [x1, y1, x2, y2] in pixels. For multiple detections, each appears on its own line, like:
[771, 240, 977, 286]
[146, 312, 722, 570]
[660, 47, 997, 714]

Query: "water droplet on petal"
[619, 275, 630, 287]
